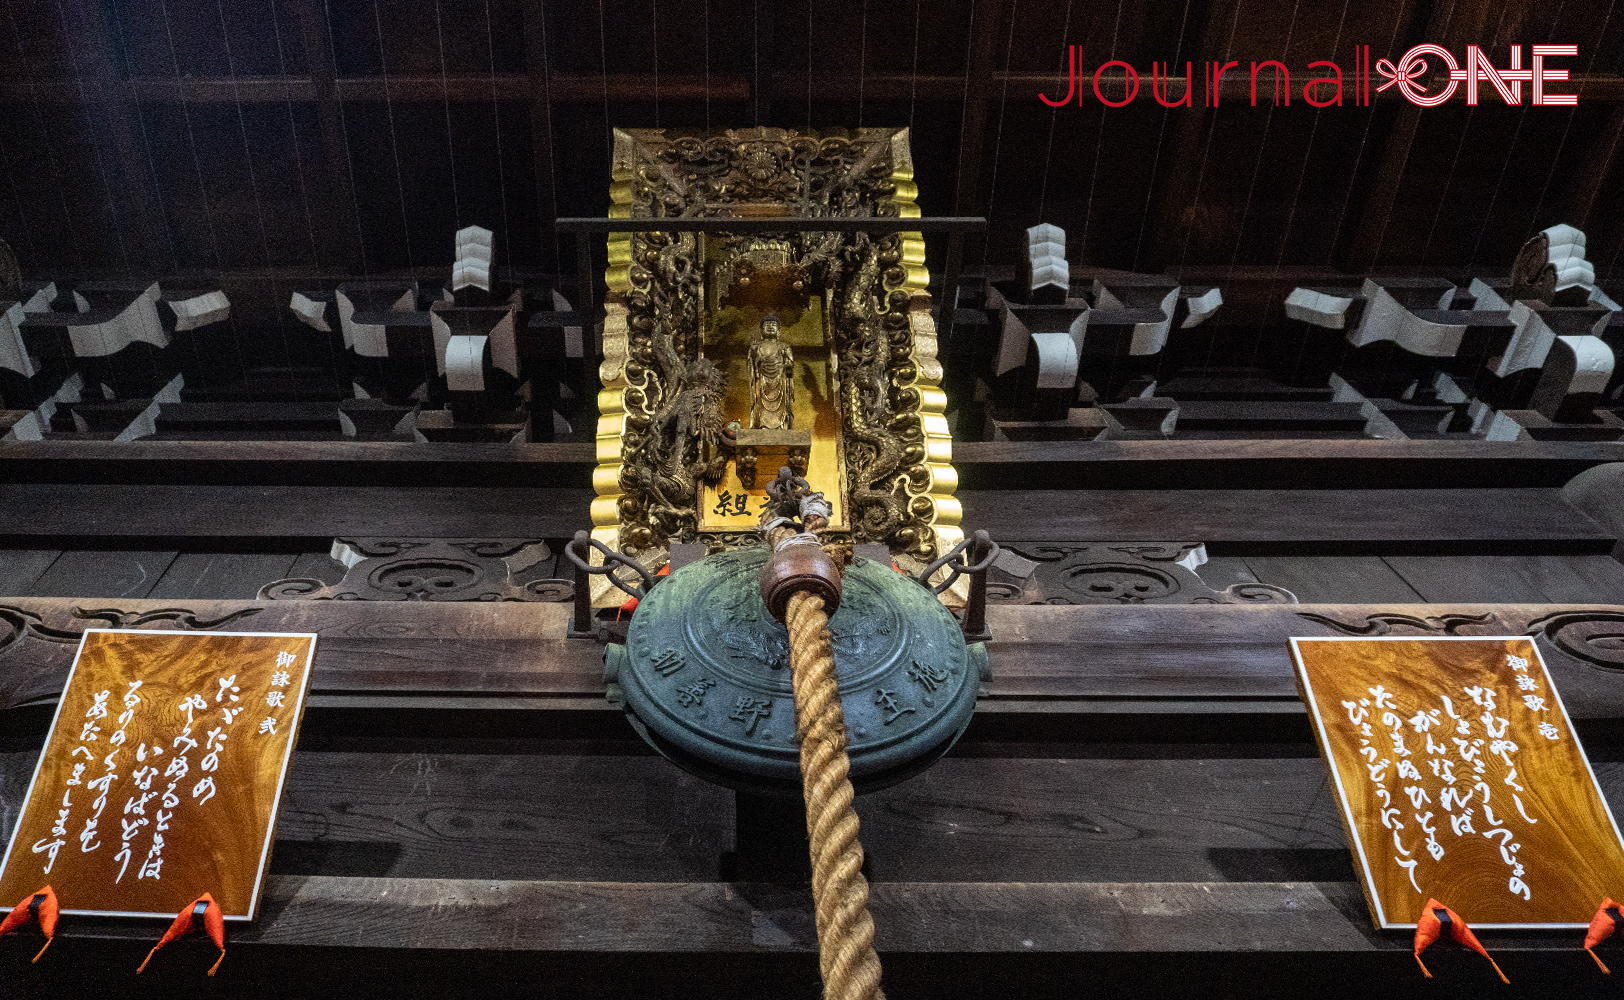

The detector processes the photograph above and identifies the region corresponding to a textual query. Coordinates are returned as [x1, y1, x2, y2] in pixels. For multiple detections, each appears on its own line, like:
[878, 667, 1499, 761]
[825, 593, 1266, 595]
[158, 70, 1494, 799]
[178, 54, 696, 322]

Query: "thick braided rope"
[785, 590, 885, 1000]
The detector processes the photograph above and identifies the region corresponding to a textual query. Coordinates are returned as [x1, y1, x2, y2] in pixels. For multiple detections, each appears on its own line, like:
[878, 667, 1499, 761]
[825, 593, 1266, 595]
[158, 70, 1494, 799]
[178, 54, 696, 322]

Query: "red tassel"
[618, 563, 670, 613]
[137, 892, 226, 976]
[1414, 899, 1508, 983]
[1585, 898, 1622, 973]
[0, 886, 59, 962]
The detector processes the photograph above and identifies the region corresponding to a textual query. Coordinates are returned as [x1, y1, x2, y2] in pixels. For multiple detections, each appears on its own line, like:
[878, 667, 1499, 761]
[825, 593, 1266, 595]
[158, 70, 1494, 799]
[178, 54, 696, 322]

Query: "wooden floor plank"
[1524, 556, 1624, 602]
[950, 438, 1624, 489]
[1385, 556, 1624, 604]
[0, 550, 61, 595]
[0, 485, 593, 543]
[0, 753, 1354, 886]
[959, 489, 1614, 552]
[4, 876, 1463, 954]
[1192, 556, 1259, 591]
[1243, 556, 1423, 604]
[9, 750, 1624, 916]
[5, 437, 1619, 491]
[267, 752, 733, 882]
[24, 550, 177, 599]
[0, 485, 1613, 552]
[287, 551, 348, 585]
[148, 553, 300, 600]
[4, 600, 1624, 722]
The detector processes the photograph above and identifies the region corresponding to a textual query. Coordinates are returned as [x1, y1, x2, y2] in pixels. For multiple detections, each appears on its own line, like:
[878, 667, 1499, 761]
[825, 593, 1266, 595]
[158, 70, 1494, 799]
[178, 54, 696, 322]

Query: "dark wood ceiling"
[0, 0, 1621, 288]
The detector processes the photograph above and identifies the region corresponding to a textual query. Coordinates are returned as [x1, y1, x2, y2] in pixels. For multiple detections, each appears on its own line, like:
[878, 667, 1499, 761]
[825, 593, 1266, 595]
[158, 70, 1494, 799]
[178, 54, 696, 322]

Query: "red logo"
[1375, 44, 1577, 106]
[1039, 45, 1578, 108]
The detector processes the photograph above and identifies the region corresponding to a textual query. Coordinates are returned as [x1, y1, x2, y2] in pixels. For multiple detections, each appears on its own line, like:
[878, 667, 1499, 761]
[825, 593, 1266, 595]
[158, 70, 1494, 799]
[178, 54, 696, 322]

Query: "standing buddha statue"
[748, 314, 795, 430]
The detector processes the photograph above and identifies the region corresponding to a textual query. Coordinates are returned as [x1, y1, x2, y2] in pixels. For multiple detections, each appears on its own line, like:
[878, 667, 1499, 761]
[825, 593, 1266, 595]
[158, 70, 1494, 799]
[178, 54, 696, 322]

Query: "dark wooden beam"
[57, 0, 172, 270]
[3, 73, 1622, 106]
[522, 3, 559, 275]
[0, 439, 595, 487]
[22, 875, 1384, 953]
[752, 0, 777, 124]
[0, 483, 1609, 555]
[0, 484, 595, 546]
[937, 0, 1009, 352]
[1143, 0, 1245, 272]
[1342, 109, 1423, 270]
[288, 0, 362, 271]
[1571, 103, 1624, 231]
[949, 438, 1624, 489]
[1343, 0, 1497, 270]
[957, 487, 1615, 553]
[0, 437, 1618, 490]
[0, 74, 752, 104]
[3, 598, 1623, 720]
[951, 0, 1007, 219]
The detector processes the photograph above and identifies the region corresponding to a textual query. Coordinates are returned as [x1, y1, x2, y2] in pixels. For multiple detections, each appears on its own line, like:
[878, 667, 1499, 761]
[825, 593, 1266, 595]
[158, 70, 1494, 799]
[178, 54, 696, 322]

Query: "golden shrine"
[587, 127, 961, 605]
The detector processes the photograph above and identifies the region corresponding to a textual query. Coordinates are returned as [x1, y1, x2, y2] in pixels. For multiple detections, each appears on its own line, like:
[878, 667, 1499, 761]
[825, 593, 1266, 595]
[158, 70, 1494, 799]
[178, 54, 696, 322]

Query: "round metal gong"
[605, 546, 986, 796]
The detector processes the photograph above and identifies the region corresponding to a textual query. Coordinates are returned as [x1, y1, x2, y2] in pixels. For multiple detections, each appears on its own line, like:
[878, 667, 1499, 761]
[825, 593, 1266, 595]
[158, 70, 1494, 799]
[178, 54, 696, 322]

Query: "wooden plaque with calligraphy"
[0, 630, 316, 921]
[1292, 636, 1624, 929]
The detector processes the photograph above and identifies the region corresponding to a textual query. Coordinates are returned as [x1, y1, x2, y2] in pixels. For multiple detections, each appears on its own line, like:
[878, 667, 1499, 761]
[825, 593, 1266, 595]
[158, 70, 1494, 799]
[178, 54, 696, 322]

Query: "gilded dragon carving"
[824, 233, 918, 545]
[616, 228, 730, 546]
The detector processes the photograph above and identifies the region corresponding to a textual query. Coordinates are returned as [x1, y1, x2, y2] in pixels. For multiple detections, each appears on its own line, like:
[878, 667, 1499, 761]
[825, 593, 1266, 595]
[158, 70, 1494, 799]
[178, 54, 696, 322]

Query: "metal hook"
[915, 530, 998, 640]
[566, 531, 659, 639]
[916, 530, 1000, 594]
[566, 531, 658, 600]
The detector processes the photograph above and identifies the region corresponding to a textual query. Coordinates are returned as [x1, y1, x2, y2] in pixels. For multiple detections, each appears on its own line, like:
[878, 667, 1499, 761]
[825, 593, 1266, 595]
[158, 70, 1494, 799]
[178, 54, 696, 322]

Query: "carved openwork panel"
[0, 604, 265, 658]
[1295, 608, 1624, 674]
[985, 543, 1298, 606]
[259, 539, 571, 603]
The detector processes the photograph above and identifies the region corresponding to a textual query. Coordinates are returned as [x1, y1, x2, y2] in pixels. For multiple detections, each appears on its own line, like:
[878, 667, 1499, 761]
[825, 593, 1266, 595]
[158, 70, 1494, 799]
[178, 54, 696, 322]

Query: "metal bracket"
[917, 529, 999, 642]
[565, 531, 657, 640]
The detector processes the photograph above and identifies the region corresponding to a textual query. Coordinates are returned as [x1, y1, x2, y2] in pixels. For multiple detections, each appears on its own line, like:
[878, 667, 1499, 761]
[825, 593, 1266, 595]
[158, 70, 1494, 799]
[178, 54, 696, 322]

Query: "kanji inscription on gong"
[0, 630, 316, 921]
[1292, 636, 1624, 929]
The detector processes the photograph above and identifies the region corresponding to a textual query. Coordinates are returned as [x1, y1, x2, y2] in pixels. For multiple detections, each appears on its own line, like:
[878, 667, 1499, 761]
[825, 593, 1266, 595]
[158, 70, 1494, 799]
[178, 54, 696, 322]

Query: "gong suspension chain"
[762, 500, 886, 1000]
